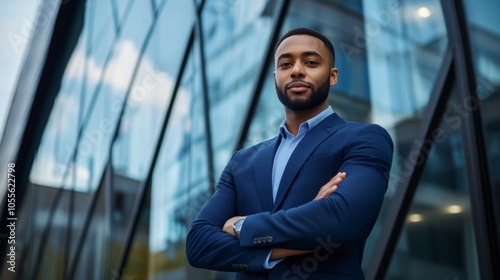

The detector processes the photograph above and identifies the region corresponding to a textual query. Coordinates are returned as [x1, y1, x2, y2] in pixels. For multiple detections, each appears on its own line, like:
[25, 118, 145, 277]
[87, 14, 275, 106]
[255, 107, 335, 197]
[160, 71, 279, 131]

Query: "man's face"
[274, 35, 338, 111]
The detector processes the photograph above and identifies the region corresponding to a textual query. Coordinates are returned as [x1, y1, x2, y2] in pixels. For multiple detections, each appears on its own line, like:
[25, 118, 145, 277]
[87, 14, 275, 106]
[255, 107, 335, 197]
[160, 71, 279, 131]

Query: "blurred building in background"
[1, 0, 499, 279]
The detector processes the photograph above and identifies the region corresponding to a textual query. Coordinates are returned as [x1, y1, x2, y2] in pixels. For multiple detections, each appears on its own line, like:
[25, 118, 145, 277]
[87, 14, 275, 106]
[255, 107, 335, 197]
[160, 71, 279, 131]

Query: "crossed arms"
[186, 124, 393, 272]
[222, 172, 347, 260]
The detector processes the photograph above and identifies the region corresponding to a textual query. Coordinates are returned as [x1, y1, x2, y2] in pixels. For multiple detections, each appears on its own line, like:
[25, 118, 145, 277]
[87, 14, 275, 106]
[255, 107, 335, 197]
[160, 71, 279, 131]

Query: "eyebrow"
[276, 51, 323, 62]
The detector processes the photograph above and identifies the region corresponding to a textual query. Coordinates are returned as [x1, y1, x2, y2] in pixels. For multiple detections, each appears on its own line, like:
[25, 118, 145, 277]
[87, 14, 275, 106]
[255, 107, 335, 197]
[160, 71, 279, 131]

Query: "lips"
[287, 82, 311, 93]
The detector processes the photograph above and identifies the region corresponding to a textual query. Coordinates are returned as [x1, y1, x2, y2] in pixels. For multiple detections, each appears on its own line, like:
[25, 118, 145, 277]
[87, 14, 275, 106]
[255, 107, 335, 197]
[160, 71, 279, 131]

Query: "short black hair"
[274, 28, 335, 67]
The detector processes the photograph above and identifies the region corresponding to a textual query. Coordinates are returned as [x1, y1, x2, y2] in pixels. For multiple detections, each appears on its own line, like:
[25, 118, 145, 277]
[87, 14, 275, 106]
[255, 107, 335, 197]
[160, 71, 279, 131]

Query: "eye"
[305, 60, 318, 66]
[279, 61, 292, 68]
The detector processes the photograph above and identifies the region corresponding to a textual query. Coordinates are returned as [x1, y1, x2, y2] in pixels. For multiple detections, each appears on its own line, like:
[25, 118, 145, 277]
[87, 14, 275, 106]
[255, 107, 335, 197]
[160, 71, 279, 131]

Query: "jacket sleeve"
[239, 124, 393, 250]
[186, 154, 270, 272]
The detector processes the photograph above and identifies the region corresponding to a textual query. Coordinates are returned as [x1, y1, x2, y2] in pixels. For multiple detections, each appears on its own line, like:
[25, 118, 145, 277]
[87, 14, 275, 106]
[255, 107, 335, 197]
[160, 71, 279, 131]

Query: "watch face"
[236, 219, 243, 231]
[234, 218, 245, 238]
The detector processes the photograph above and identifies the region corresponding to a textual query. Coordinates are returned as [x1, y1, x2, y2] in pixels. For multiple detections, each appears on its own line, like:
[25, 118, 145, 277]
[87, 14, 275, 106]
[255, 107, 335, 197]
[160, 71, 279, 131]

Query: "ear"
[329, 68, 338, 86]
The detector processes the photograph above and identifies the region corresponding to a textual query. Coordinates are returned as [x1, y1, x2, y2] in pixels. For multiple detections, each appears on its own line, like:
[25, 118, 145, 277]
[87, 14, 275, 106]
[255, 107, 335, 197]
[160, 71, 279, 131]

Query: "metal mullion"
[111, 0, 120, 33]
[194, 0, 215, 193]
[441, 0, 500, 278]
[365, 49, 455, 280]
[62, 163, 76, 279]
[65, 166, 107, 280]
[234, 0, 291, 151]
[114, 11, 201, 278]
[1, 0, 83, 275]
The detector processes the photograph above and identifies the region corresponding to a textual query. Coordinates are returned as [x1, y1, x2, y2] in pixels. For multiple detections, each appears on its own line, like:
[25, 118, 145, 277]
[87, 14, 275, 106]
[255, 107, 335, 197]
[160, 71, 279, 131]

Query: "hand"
[314, 172, 346, 200]
[223, 216, 246, 236]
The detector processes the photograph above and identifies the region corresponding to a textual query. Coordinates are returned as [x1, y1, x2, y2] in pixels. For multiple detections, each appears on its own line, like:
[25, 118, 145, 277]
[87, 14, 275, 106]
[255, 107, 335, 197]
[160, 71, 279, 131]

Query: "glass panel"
[0, 0, 42, 139]
[1, 181, 35, 280]
[35, 179, 73, 280]
[122, 182, 151, 280]
[464, 0, 500, 251]
[69, 168, 140, 279]
[386, 91, 480, 279]
[71, 0, 153, 193]
[113, 0, 196, 277]
[72, 172, 111, 280]
[145, 41, 212, 279]
[88, 0, 116, 60]
[29, 83, 82, 189]
[202, 0, 277, 175]
[28, 0, 122, 191]
[112, 0, 135, 27]
[111, 0, 195, 180]
[245, 0, 449, 273]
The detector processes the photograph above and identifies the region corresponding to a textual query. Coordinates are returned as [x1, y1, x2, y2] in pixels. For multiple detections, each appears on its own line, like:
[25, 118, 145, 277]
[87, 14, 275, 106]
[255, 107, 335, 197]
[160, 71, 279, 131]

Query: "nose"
[290, 62, 305, 78]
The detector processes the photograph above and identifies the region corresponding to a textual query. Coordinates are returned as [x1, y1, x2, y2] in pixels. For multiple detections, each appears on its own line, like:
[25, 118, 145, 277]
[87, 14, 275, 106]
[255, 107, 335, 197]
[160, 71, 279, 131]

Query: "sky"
[0, 0, 41, 142]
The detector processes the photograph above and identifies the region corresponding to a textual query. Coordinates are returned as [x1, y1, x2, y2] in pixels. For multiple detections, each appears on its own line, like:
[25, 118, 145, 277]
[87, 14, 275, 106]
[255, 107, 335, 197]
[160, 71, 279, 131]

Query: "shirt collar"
[279, 106, 334, 139]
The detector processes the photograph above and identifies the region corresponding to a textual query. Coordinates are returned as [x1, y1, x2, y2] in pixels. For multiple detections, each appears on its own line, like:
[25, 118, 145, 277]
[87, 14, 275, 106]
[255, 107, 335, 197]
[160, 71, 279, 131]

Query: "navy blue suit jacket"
[186, 113, 393, 279]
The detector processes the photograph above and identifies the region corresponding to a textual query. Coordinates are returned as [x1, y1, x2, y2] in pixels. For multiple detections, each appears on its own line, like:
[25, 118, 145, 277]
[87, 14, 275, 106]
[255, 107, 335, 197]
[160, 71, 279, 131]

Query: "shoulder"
[232, 136, 278, 160]
[350, 121, 390, 136]
[331, 120, 394, 155]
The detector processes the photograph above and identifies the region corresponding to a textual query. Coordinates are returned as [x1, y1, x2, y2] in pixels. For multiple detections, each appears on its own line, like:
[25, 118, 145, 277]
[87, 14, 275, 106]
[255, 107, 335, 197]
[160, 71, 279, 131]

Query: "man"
[186, 28, 393, 279]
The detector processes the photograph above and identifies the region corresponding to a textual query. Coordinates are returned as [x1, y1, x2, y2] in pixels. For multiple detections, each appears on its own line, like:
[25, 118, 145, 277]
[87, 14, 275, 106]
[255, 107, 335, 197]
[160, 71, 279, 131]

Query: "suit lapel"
[253, 137, 281, 211]
[272, 113, 345, 211]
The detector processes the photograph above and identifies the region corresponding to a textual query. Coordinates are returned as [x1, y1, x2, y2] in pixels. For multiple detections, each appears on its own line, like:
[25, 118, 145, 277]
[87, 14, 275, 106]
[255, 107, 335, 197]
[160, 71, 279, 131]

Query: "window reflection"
[146, 43, 211, 279]
[202, 0, 276, 176]
[111, 0, 195, 181]
[464, 0, 500, 251]
[386, 91, 480, 279]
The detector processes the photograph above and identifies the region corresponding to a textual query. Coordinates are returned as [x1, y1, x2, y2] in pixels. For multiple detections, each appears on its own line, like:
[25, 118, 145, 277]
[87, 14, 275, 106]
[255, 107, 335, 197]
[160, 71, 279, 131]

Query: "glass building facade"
[0, 0, 499, 279]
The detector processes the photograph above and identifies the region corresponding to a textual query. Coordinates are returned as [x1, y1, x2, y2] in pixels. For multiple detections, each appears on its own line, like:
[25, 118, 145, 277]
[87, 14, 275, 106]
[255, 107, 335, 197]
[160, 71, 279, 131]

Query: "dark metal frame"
[194, 0, 216, 194]
[366, 0, 499, 279]
[235, 0, 291, 151]
[365, 47, 455, 280]
[442, 0, 500, 278]
[0, 0, 85, 278]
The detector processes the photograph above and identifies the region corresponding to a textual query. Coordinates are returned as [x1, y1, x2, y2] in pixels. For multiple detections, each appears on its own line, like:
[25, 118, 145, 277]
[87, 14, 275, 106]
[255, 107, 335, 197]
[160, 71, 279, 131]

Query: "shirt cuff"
[262, 250, 284, 269]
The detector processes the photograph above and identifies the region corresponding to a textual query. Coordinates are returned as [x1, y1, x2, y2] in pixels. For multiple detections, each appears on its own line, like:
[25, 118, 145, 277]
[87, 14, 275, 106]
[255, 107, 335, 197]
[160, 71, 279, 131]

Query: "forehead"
[275, 34, 327, 59]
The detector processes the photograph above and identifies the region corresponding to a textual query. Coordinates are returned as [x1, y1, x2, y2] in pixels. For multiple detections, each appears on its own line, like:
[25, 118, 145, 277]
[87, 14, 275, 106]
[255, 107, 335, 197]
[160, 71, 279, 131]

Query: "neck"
[284, 103, 328, 136]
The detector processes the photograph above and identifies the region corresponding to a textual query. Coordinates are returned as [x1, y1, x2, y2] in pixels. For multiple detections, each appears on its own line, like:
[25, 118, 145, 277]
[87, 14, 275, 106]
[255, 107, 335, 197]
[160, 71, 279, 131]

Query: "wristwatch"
[232, 217, 246, 239]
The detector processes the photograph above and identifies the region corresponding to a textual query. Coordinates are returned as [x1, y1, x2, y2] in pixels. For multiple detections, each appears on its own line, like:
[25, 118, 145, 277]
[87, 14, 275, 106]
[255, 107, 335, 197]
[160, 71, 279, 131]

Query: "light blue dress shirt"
[272, 106, 334, 201]
[262, 106, 334, 269]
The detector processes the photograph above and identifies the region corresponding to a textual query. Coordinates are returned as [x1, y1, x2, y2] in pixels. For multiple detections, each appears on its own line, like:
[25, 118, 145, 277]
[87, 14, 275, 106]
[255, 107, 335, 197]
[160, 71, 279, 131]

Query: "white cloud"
[65, 39, 181, 113]
[65, 47, 102, 85]
[30, 152, 91, 192]
[66, 39, 140, 93]
[104, 40, 140, 92]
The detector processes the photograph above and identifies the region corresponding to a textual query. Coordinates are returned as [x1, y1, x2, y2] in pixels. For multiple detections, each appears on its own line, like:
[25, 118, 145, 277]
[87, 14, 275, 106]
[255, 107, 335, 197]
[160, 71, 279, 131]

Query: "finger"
[322, 184, 338, 197]
[318, 177, 340, 195]
[332, 171, 346, 181]
[315, 185, 337, 200]
[315, 184, 338, 200]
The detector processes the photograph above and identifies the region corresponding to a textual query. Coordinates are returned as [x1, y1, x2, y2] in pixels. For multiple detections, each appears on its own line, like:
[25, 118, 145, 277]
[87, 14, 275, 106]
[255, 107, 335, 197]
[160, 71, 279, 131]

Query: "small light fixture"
[447, 205, 463, 214]
[407, 214, 423, 223]
[417, 7, 431, 18]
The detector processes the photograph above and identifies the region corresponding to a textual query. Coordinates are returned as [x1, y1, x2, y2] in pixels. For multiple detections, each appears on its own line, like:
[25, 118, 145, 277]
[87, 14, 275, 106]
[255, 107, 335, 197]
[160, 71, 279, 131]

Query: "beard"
[275, 76, 331, 111]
